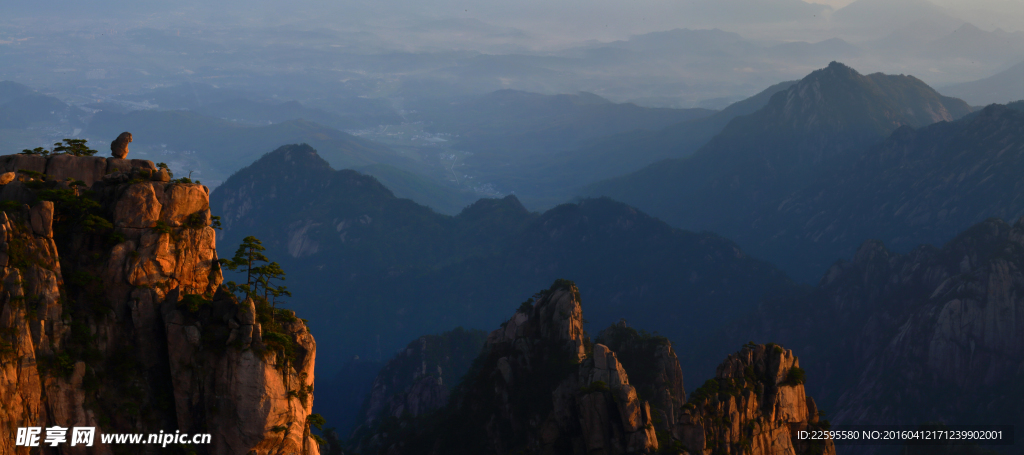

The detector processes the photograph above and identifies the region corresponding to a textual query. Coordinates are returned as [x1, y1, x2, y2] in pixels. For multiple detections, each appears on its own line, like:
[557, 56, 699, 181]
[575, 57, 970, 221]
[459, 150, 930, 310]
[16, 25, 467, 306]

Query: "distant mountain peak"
[955, 22, 982, 32]
[811, 61, 861, 81]
[826, 60, 853, 70]
[756, 62, 971, 134]
[457, 194, 528, 218]
[254, 143, 333, 171]
[0, 80, 35, 104]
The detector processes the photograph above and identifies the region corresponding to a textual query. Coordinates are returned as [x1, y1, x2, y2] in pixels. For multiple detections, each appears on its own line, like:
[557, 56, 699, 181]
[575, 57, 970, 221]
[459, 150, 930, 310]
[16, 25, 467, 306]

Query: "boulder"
[110, 132, 132, 159]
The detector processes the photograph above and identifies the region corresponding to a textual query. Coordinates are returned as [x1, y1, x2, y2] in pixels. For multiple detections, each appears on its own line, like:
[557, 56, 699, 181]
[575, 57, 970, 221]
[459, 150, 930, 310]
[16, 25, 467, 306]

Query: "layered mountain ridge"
[748, 103, 1024, 280]
[210, 144, 798, 379]
[586, 62, 979, 281]
[209, 144, 802, 434]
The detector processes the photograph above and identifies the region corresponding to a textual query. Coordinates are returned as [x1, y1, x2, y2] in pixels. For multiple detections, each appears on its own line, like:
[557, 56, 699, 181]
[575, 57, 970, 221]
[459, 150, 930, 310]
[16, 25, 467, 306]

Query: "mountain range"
[0, 85, 84, 130]
[585, 61, 975, 281]
[529, 78, 797, 199]
[942, 60, 1024, 106]
[210, 144, 799, 388]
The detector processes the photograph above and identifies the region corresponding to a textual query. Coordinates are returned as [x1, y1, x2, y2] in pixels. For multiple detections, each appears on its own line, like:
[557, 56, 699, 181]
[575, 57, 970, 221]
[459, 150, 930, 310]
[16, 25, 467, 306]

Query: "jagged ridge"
[352, 280, 831, 455]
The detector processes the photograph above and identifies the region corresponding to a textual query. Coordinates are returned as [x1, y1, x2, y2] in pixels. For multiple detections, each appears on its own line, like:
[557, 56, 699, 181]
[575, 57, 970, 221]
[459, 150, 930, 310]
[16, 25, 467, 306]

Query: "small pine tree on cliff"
[220, 236, 291, 319]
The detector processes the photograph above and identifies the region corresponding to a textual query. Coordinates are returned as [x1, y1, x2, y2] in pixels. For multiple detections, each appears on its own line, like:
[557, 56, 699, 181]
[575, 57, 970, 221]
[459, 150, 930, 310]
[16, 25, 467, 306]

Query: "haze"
[0, 0, 1021, 188]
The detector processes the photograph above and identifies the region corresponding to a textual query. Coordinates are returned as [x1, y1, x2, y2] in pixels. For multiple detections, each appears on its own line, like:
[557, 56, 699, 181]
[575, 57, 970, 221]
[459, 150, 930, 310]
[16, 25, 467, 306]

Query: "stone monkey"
[110, 132, 133, 158]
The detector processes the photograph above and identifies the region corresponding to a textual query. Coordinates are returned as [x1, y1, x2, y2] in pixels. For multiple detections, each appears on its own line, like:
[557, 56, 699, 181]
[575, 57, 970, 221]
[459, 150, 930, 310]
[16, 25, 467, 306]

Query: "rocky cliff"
[677, 344, 834, 455]
[354, 280, 829, 455]
[0, 153, 319, 454]
[355, 280, 659, 454]
[594, 322, 686, 443]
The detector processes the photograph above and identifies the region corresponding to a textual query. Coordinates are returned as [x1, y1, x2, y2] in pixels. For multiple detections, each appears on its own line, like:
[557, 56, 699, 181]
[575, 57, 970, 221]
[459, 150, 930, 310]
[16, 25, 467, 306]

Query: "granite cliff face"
[677, 344, 834, 455]
[594, 321, 686, 442]
[0, 153, 319, 454]
[829, 218, 1024, 428]
[355, 281, 829, 455]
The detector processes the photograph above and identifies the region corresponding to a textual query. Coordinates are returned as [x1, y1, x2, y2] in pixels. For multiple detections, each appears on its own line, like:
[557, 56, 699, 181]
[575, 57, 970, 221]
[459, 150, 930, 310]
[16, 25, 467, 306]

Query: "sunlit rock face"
[0, 153, 320, 455]
[677, 344, 835, 455]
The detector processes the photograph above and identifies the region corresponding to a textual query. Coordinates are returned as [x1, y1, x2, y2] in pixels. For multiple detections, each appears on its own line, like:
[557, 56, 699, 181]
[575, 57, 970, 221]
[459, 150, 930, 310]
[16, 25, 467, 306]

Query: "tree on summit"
[220, 236, 291, 319]
[21, 138, 98, 157]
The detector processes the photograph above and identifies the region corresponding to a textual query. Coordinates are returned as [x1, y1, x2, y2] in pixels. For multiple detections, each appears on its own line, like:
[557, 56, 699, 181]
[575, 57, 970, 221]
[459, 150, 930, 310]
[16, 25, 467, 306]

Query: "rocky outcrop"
[677, 344, 834, 455]
[0, 208, 62, 455]
[351, 282, 836, 455]
[0, 154, 171, 202]
[164, 293, 318, 455]
[0, 153, 319, 454]
[574, 343, 659, 454]
[595, 321, 686, 438]
[110, 132, 132, 159]
[348, 327, 487, 453]
[470, 280, 658, 454]
[825, 218, 1024, 428]
[360, 281, 660, 455]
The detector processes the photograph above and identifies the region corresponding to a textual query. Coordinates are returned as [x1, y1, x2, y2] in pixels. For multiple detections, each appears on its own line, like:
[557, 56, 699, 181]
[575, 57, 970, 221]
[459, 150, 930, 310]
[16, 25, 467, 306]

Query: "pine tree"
[220, 236, 290, 320]
[21, 138, 98, 157]
[220, 236, 269, 296]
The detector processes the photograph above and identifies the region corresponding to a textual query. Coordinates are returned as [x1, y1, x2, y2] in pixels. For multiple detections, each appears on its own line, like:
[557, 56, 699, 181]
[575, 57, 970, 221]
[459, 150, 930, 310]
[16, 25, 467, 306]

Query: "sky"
[5, 0, 1024, 39]
[1, 0, 1021, 103]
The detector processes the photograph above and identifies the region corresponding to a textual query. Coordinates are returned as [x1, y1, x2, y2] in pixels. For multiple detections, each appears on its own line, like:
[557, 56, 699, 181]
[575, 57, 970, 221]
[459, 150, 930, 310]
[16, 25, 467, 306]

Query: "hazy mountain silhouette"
[941, 60, 1024, 106]
[0, 81, 86, 130]
[585, 62, 972, 281]
[523, 79, 799, 204]
[834, 0, 962, 38]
